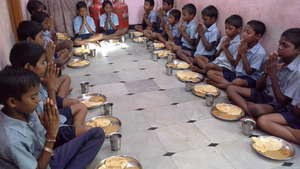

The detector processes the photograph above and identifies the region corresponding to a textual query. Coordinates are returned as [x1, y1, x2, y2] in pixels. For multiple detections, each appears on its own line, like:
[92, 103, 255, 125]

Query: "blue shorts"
[75, 33, 94, 40]
[277, 105, 300, 129]
[247, 89, 274, 104]
[56, 96, 64, 109]
[223, 71, 256, 88]
[59, 107, 73, 125]
[55, 125, 76, 148]
[180, 44, 195, 56]
[100, 29, 117, 35]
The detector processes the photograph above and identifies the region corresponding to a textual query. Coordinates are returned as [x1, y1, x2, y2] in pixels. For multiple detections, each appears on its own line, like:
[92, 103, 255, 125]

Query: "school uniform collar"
[206, 23, 217, 32]
[230, 35, 240, 45]
[285, 55, 300, 71]
[0, 111, 36, 130]
[248, 42, 261, 55]
[185, 19, 196, 27]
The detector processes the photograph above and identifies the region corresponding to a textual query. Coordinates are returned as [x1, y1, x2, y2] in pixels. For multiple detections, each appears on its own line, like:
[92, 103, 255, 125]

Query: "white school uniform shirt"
[169, 23, 180, 38]
[100, 13, 119, 30]
[213, 35, 241, 71]
[160, 9, 171, 31]
[235, 42, 266, 80]
[194, 23, 220, 57]
[181, 19, 198, 49]
[265, 56, 300, 106]
[73, 16, 96, 34]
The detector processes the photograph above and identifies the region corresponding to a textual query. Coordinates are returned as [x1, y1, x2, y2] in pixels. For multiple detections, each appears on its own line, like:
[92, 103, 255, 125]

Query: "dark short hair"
[182, 3, 197, 17]
[17, 21, 43, 41]
[145, 0, 155, 6]
[225, 15, 243, 29]
[10, 42, 46, 68]
[247, 20, 266, 36]
[201, 5, 218, 19]
[102, 0, 113, 9]
[0, 66, 40, 104]
[282, 28, 300, 49]
[76, 1, 87, 10]
[163, 0, 174, 7]
[169, 9, 181, 21]
[27, 0, 46, 15]
[31, 11, 49, 24]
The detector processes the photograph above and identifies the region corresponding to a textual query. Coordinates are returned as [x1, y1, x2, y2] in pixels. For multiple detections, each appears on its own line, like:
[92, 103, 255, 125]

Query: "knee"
[91, 127, 106, 141]
[257, 115, 269, 129]
[78, 103, 88, 114]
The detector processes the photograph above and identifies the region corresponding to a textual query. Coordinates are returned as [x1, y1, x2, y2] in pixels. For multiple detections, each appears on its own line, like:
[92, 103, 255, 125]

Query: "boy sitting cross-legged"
[0, 66, 105, 169]
[10, 42, 91, 146]
[227, 28, 300, 117]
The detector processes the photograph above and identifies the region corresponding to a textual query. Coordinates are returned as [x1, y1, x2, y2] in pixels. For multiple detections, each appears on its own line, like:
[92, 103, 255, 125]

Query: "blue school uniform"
[194, 23, 220, 60]
[159, 9, 171, 31]
[180, 19, 198, 50]
[0, 111, 105, 169]
[235, 42, 266, 81]
[99, 12, 119, 34]
[73, 16, 96, 39]
[213, 35, 241, 71]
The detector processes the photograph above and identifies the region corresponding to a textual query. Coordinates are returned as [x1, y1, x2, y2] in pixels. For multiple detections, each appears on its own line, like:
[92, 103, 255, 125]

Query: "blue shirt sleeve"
[87, 16, 96, 33]
[8, 142, 38, 169]
[73, 16, 82, 34]
[99, 14, 106, 28]
[112, 13, 119, 26]
[149, 10, 157, 23]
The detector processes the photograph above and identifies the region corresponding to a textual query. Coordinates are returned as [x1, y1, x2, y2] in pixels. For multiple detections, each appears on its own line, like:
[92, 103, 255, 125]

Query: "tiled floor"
[65, 39, 300, 169]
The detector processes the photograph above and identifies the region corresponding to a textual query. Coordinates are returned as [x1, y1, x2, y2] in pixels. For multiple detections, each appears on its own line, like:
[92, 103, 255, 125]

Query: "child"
[0, 66, 105, 169]
[227, 28, 300, 117]
[177, 5, 220, 66]
[222, 20, 267, 88]
[157, 0, 174, 32]
[206, 15, 243, 89]
[135, 0, 158, 32]
[27, 0, 47, 15]
[17, 20, 72, 98]
[9, 42, 91, 143]
[151, 9, 181, 44]
[167, 4, 197, 56]
[99, 0, 127, 39]
[73, 1, 107, 44]
[31, 11, 73, 66]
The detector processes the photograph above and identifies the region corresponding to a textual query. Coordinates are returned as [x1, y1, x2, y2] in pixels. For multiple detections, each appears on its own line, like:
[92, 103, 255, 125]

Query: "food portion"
[86, 117, 120, 135]
[166, 61, 190, 69]
[133, 32, 144, 37]
[74, 47, 90, 55]
[67, 59, 90, 67]
[154, 50, 172, 58]
[193, 85, 219, 96]
[215, 103, 242, 116]
[98, 156, 128, 169]
[56, 32, 70, 40]
[176, 71, 201, 83]
[153, 43, 165, 49]
[87, 118, 111, 128]
[133, 37, 146, 43]
[252, 137, 283, 153]
[81, 95, 106, 108]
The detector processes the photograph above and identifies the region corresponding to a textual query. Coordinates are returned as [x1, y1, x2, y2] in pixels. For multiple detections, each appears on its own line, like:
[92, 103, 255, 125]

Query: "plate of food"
[132, 31, 144, 37]
[56, 32, 71, 40]
[211, 103, 244, 121]
[97, 155, 142, 169]
[192, 84, 220, 98]
[153, 50, 172, 58]
[86, 116, 121, 136]
[133, 37, 147, 43]
[251, 136, 295, 160]
[176, 71, 203, 83]
[153, 42, 165, 49]
[78, 93, 107, 110]
[73, 46, 90, 56]
[166, 60, 190, 70]
[67, 59, 90, 68]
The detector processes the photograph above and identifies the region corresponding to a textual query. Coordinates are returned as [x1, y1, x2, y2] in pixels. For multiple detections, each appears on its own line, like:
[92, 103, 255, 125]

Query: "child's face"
[144, 2, 154, 12]
[202, 15, 216, 28]
[27, 54, 48, 78]
[162, 2, 172, 11]
[168, 15, 177, 25]
[225, 24, 240, 38]
[12, 86, 40, 115]
[241, 25, 260, 43]
[278, 36, 300, 59]
[78, 7, 87, 17]
[104, 4, 113, 13]
[182, 10, 194, 22]
[42, 17, 53, 30]
[28, 31, 44, 47]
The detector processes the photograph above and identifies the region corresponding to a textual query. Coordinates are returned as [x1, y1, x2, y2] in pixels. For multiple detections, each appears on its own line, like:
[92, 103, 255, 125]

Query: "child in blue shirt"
[0, 66, 105, 169]
[135, 0, 158, 32]
[206, 15, 243, 89]
[177, 5, 220, 65]
[99, 0, 127, 39]
[151, 9, 181, 45]
[157, 0, 174, 33]
[226, 28, 300, 118]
